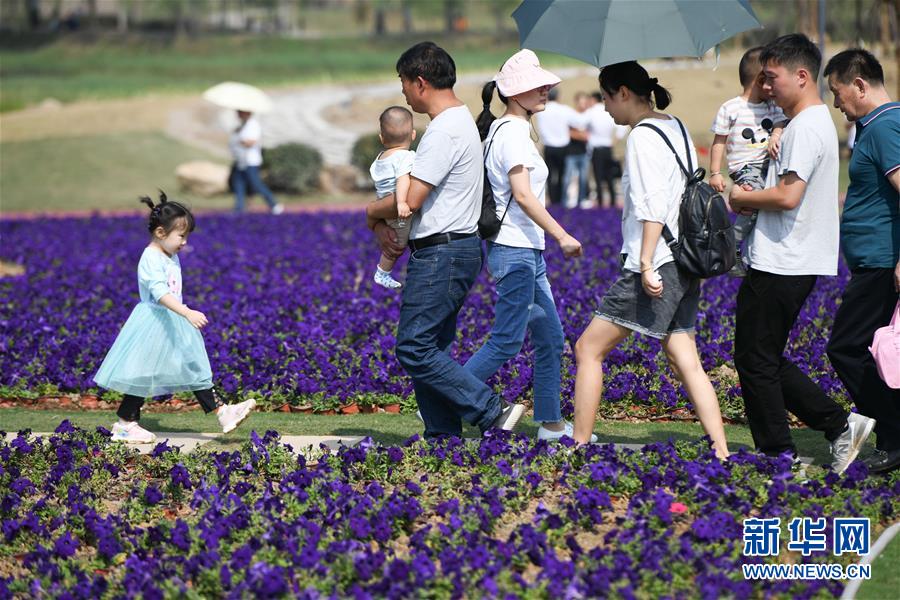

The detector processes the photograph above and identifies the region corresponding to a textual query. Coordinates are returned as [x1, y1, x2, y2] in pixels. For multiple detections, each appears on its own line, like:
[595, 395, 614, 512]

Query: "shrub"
[350, 132, 420, 175]
[262, 143, 322, 194]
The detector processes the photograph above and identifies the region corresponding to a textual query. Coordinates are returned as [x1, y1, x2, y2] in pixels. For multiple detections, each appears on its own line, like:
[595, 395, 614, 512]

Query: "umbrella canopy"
[513, 0, 761, 68]
[202, 81, 274, 113]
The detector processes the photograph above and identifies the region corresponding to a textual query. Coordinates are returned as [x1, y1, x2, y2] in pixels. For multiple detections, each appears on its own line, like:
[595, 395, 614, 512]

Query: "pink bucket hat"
[493, 49, 561, 97]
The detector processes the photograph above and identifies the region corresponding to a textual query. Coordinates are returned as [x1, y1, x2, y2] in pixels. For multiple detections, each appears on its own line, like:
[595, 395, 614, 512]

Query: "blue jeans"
[563, 152, 590, 204]
[231, 165, 277, 212]
[396, 235, 502, 438]
[464, 243, 564, 423]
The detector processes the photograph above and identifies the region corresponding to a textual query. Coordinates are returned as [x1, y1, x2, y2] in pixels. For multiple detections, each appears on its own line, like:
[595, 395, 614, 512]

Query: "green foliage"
[350, 132, 420, 174]
[262, 143, 322, 194]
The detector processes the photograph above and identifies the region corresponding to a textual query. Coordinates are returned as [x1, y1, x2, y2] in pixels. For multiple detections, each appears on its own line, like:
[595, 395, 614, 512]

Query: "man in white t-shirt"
[536, 88, 579, 205]
[585, 92, 627, 207]
[729, 34, 874, 474]
[366, 42, 523, 438]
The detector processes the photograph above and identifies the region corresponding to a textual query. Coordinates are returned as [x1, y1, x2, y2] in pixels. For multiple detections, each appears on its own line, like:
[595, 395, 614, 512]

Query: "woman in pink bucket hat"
[464, 49, 593, 442]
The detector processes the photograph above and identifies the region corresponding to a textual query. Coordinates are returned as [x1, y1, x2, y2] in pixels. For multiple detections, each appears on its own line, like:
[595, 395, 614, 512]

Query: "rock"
[37, 98, 62, 110]
[175, 161, 230, 197]
[319, 165, 367, 194]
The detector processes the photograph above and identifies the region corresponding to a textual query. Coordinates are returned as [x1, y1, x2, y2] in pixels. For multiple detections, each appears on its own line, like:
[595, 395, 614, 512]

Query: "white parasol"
[202, 81, 273, 114]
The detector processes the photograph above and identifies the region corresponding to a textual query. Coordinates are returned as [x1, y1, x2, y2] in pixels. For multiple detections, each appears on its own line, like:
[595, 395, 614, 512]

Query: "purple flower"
[143, 486, 163, 505]
[53, 531, 79, 558]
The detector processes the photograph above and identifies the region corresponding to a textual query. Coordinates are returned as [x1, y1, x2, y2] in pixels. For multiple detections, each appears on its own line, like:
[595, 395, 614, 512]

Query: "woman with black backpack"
[465, 49, 587, 442]
[570, 62, 730, 459]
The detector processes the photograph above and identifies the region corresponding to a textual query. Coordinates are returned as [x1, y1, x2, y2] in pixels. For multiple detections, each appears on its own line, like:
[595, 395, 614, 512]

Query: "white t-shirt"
[536, 101, 580, 148]
[585, 103, 628, 149]
[746, 104, 840, 276]
[710, 96, 785, 173]
[484, 117, 548, 250]
[409, 105, 482, 239]
[369, 150, 416, 198]
[229, 116, 263, 169]
[620, 115, 698, 273]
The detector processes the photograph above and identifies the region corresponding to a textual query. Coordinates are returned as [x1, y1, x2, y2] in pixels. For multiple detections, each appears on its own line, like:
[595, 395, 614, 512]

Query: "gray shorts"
[387, 217, 411, 247]
[594, 261, 700, 339]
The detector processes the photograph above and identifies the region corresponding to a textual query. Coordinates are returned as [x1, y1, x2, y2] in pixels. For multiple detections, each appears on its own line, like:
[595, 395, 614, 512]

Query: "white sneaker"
[830, 412, 876, 474]
[374, 269, 402, 289]
[218, 398, 256, 434]
[271, 203, 285, 215]
[492, 403, 525, 431]
[110, 420, 157, 444]
[537, 420, 597, 443]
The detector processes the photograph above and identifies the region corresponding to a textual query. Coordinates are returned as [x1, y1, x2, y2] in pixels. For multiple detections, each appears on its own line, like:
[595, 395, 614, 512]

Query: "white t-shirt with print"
[409, 105, 482, 240]
[746, 104, 839, 276]
[484, 117, 548, 250]
[710, 96, 785, 173]
[620, 116, 698, 273]
[229, 116, 263, 169]
[369, 150, 416, 198]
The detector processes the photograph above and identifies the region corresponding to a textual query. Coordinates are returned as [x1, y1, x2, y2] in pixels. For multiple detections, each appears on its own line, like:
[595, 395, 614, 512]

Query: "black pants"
[735, 269, 848, 456]
[827, 268, 900, 452]
[543, 145, 568, 205]
[590, 146, 617, 207]
[117, 388, 222, 422]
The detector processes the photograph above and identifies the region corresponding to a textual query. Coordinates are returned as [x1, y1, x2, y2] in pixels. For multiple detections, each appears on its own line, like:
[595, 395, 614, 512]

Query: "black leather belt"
[408, 232, 477, 251]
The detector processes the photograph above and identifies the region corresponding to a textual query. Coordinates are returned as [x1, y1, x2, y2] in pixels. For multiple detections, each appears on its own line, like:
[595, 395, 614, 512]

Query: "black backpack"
[477, 121, 511, 239]
[636, 118, 736, 279]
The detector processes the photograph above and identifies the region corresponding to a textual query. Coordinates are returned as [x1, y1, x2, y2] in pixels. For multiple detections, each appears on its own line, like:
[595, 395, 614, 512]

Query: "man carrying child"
[729, 34, 875, 473]
[367, 42, 525, 438]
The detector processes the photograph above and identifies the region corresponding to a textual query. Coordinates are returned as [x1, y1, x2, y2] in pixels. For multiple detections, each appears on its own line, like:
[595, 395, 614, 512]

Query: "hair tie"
[483, 102, 491, 110]
[649, 77, 659, 85]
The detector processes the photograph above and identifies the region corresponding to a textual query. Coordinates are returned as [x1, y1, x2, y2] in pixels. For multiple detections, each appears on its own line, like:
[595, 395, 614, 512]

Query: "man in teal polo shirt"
[825, 49, 900, 474]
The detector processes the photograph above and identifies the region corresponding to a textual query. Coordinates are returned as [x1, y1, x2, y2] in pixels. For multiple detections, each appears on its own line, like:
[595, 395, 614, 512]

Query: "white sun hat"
[493, 49, 561, 97]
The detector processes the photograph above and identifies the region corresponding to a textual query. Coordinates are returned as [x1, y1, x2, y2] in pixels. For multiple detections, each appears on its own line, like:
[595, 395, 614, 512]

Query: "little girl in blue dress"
[94, 193, 256, 443]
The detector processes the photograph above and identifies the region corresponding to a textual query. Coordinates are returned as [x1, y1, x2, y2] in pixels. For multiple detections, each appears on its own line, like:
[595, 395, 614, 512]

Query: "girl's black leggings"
[116, 388, 223, 422]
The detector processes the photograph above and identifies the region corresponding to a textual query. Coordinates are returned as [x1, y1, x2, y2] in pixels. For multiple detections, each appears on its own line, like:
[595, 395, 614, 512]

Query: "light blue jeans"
[563, 152, 590, 204]
[464, 243, 564, 423]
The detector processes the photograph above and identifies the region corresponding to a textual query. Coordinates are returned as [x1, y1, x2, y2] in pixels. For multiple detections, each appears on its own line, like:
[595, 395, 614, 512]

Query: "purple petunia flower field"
[2, 210, 896, 598]
[0, 209, 848, 418]
[0, 424, 897, 598]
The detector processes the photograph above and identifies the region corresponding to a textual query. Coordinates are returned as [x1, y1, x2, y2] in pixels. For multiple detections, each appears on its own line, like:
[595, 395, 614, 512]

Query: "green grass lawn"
[0, 131, 367, 213]
[0, 407, 868, 467]
[0, 33, 568, 113]
[856, 532, 900, 599]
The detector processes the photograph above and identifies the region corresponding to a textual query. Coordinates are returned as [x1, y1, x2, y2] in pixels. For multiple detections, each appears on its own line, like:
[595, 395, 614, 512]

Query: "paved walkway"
[3, 432, 365, 455]
[4, 432, 813, 465]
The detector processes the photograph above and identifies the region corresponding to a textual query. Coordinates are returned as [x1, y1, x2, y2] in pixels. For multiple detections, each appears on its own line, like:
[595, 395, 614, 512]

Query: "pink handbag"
[869, 300, 900, 389]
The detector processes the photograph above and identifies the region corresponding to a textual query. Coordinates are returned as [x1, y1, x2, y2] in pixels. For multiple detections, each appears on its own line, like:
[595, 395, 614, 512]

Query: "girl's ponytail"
[475, 81, 498, 141]
[140, 191, 195, 235]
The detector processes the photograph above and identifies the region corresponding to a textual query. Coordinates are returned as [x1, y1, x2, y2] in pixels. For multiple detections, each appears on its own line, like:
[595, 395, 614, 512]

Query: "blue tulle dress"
[94, 247, 213, 397]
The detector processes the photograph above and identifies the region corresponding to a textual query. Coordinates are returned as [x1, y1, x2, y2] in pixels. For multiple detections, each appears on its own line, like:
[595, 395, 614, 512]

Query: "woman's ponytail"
[649, 78, 672, 110]
[475, 81, 498, 141]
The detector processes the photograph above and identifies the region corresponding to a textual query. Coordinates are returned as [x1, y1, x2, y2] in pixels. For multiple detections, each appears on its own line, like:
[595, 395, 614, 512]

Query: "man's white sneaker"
[271, 203, 285, 215]
[537, 420, 597, 443]
[492, 403, 525, 431]
[218, 398, 256, 434]
[110, 420, 157, 444]
[830, 412, 876, 474]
